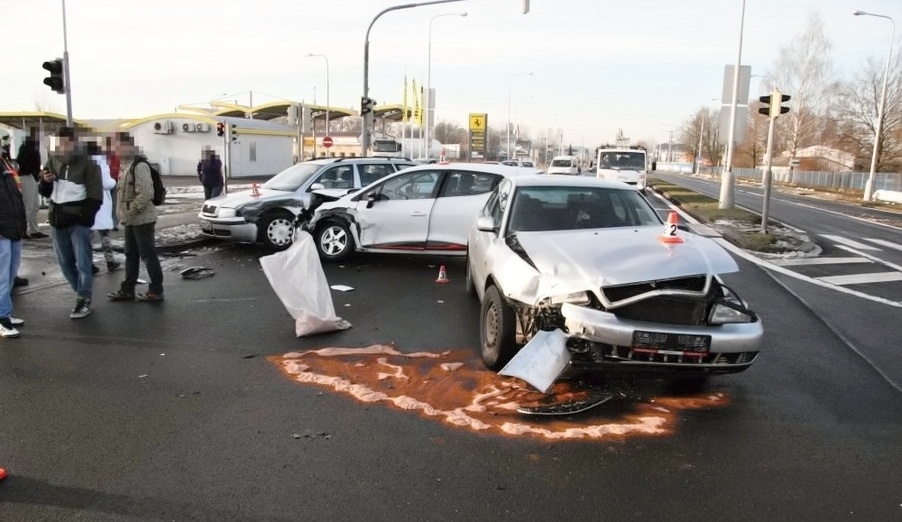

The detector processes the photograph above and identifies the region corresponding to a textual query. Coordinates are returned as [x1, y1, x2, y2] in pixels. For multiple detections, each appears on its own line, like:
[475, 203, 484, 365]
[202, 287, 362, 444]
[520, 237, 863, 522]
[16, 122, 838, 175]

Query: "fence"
[694, 166, 902, 193]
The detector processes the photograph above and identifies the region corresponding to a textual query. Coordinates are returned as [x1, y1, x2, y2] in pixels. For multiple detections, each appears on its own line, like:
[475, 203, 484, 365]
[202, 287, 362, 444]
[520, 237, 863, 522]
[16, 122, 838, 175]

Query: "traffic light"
[216, 122, 224, 137]
[42, 58, 65, 94]
[230, 124, 238, 142]
[758, 90, 791, 119]
[360, 96, 375, 116]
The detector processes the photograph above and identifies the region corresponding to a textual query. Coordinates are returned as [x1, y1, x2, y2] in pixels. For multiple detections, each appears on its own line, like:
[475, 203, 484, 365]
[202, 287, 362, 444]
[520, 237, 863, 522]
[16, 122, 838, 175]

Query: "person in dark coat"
[196, 147, 224, 199]
[0, 150, 27, 338]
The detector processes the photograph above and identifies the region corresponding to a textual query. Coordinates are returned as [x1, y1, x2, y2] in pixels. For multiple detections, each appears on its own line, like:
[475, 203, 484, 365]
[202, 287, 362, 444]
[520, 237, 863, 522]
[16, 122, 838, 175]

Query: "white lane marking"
[771, 257, 872, 266]
[820, 234, 881, 251]
[835, 245, 902, 272]
[865, 238, 902, 252]
[818, 272, 902, 285]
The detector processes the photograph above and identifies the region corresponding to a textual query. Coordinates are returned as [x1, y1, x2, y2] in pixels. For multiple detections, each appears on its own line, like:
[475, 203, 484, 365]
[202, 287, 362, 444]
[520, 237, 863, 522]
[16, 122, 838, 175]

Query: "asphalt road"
[2, 219, 901, 520]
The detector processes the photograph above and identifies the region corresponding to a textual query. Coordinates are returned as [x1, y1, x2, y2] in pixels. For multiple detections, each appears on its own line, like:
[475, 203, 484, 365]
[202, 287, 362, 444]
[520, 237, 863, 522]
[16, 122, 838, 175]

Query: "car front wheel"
[259, 211, 296, 250]
[315, 220, 353, 261]
[480, 285, 517, 371]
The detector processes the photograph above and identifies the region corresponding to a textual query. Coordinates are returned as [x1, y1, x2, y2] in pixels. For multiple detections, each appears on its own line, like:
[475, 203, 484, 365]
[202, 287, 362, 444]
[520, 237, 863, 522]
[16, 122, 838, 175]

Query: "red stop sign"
[323, 136, 333, 148]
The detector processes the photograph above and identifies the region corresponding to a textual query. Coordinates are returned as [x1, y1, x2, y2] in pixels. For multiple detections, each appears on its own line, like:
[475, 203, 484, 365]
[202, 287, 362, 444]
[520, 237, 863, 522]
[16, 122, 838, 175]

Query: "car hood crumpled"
[515, 226, 738, 290]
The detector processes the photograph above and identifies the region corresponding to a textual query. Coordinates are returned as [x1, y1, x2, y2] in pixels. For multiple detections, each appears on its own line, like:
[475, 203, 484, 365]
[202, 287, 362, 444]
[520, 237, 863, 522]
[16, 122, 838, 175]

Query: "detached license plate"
[200, 220, 213, 232]
[632, 330, 711, 356]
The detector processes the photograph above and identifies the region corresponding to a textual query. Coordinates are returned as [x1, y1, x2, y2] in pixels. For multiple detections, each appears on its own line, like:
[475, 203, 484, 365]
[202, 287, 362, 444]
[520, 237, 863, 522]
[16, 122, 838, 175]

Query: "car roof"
[508, 174, 635, 190]
[303, 156, 414, 166]
[395, 162, 540, 177]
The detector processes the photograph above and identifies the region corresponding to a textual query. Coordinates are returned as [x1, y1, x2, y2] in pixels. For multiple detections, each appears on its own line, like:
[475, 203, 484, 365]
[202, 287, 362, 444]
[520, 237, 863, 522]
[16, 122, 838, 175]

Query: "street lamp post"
[507, 72, 532, 160]
[361, 0, 466, 156]
[425, 11, 467, 160]
[718, 0, 747, 209]
[307, 53, 330, 140]
[60, 0, 73, 126]
[854, 10, 896, 202]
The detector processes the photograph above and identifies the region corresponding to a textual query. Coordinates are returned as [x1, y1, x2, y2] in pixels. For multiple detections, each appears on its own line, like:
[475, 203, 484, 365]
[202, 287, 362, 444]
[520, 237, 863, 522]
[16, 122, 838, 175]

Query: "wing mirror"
[476, 216, 497, 233]
[309, 182, 325, 191]
[366, 192, 378, 208]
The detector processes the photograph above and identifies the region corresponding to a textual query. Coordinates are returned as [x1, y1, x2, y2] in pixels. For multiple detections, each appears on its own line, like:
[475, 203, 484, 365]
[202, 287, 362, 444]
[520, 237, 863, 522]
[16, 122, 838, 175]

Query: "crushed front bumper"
[560, 303, 762, 374]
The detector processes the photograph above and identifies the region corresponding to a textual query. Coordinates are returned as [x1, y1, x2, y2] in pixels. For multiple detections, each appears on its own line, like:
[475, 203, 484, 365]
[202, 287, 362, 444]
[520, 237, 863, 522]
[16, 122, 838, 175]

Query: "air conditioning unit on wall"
[196, 123, 210, 132]
[182, 122, 195, 133]
[153, 120, 173, 134]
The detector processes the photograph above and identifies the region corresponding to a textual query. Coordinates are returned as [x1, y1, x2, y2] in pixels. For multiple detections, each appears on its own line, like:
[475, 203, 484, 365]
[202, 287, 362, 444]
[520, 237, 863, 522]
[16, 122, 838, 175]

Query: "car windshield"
[507, 186, 661, 233]
[262, 163, 326, 191]
[598, 152, 645, 169]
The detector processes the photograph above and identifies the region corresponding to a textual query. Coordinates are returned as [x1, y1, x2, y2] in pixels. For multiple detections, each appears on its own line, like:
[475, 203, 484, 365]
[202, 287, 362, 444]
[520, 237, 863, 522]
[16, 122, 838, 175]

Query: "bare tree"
[433, 120, 467, 146]
[678, 107, 722, 167]
[765, 12, 834, 159]
[834, 48, 902, 172]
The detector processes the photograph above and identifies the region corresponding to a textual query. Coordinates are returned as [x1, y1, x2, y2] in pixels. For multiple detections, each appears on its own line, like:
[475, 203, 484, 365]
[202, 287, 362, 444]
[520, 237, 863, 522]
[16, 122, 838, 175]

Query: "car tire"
[465, 253, 477, 299]
[480, 285, 517, 371]
[259, 211, 296, 250]
[315, 220, 353, 262]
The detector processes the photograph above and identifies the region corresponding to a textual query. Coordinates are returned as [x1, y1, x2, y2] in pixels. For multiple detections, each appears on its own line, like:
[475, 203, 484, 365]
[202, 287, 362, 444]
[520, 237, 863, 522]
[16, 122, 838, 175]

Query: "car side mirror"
[476, 216, 497, 233]
[366, 192, 378, 208]
[309, 182, 325, 191]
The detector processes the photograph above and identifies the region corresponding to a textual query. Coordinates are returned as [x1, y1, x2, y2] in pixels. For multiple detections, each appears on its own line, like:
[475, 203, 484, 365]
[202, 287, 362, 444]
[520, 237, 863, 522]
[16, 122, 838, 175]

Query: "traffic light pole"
[760, 109, 776, 234]
[61, 0, 73, 126]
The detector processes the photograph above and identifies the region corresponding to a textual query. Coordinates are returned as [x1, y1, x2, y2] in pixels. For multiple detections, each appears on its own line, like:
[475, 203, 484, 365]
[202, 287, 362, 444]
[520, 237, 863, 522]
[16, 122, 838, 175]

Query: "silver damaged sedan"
[466, 175, 763, 380]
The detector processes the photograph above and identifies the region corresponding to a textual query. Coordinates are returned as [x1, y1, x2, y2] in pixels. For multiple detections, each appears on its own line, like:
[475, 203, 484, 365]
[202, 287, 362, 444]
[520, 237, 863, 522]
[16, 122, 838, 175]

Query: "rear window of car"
[439, 171, 501, 197]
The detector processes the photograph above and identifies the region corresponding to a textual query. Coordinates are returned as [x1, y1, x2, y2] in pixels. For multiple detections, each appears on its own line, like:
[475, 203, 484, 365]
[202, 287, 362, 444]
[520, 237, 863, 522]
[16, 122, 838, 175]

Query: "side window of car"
[313, 166, 353, 189]
[359, 163, 395, 186]
[377, 171, 439, 200]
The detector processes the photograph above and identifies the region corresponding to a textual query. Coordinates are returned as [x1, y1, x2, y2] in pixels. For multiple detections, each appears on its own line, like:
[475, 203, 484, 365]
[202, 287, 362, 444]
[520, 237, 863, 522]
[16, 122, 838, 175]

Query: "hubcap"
[267, 219, 293, 246]
[484, 302, 498, 349]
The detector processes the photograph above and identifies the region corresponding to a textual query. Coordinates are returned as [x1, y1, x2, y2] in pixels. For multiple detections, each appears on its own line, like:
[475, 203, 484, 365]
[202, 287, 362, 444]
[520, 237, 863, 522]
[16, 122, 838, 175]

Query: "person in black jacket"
[38, 126, 102, 319]
[17, 128, 46, 239]
[0, 151, 27, 338]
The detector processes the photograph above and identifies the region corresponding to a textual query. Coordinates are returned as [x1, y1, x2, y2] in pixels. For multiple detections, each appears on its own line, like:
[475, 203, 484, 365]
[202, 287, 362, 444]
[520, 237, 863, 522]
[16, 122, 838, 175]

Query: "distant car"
[466, 175, 763, 378]
[198, 157, 415, 249]
[546, 155, 581, 175]
[307, 162, 540, 261]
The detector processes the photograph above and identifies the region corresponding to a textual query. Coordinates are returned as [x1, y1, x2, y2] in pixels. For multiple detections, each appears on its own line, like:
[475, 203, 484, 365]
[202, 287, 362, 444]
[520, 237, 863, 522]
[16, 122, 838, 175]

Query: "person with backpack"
[38, 126, 103, 319]
[107, 132, 164, 302]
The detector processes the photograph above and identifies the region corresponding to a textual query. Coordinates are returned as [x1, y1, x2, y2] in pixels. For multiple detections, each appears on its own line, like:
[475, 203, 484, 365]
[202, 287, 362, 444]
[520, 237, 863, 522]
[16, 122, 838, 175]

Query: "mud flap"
[499, 329, 571, 394]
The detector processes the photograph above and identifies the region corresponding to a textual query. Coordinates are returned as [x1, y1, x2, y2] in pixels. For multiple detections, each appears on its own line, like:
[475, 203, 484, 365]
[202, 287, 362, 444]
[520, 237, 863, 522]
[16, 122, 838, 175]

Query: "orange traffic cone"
[659, 211, 683, 244]
[251, 183, 261, 196]
[434, 264, 450, 284]
[0, 467, 7, 481]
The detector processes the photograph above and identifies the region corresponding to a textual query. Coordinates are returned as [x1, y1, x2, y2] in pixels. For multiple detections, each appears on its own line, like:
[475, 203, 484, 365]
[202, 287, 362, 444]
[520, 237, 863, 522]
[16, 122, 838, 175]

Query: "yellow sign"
[469, 113, 487, 131]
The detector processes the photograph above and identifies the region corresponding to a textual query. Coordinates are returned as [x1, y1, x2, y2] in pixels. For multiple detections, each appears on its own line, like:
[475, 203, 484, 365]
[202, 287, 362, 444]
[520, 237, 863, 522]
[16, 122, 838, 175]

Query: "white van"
[546, 155, 580, 175]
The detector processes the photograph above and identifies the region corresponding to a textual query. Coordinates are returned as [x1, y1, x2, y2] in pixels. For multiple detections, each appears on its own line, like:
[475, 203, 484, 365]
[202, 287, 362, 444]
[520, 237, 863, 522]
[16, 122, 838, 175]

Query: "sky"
[3, 0, 900, 148]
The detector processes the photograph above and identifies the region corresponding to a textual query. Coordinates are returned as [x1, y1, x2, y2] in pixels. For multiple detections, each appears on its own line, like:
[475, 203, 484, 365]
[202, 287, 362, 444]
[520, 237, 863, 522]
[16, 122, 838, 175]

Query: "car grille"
[601, 276, 712, 326]
[202, 203, 217, 215]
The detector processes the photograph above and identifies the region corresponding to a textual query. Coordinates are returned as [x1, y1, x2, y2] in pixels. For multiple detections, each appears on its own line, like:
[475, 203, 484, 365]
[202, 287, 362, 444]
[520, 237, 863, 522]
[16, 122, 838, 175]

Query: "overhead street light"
[361, 0, 466, 156]
[853, 10, 896, 202]
[507, 72, 532, 160]
[424, 11, 467, 160]
[718, 0, 747, 210]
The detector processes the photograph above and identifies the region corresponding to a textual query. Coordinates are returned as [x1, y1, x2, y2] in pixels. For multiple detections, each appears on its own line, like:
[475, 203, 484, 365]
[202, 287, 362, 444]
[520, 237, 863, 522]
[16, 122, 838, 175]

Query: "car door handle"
[410, 211, 427, 217]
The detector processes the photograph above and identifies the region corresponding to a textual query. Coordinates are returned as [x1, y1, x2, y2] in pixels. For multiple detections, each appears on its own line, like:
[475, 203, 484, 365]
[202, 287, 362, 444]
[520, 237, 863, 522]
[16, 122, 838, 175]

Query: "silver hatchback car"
[198, 157, 415, 249]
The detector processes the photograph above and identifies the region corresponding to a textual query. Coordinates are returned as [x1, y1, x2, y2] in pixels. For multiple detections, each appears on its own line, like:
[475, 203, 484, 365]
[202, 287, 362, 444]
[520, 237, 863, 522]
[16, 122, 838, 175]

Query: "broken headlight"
[708, 285, 757, 325]
[540, 291, 591, 307]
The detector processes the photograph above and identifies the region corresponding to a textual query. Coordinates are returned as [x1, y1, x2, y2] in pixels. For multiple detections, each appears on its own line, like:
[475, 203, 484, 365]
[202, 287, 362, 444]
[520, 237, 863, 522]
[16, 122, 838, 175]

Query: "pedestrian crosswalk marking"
[771, 256, 872, 267]
[818, 272, 902, 286]
[864, 238, 902, 252]
[820, 234, 881, 251]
